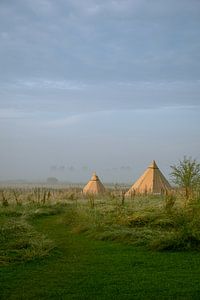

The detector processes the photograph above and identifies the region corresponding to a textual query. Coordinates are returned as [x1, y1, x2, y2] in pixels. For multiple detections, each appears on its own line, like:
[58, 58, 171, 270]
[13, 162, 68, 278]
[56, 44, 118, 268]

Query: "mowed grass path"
[1, 213, 200, 300]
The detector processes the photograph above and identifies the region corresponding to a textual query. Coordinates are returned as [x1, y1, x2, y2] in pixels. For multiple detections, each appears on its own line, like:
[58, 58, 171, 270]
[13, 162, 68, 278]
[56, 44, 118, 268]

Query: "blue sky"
[0, 0, 200, 182]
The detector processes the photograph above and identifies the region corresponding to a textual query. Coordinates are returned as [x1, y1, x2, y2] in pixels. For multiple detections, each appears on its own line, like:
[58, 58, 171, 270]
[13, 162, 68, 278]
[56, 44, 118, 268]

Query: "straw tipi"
[83, 172, 105, 195]
[125, 160, 171, 196]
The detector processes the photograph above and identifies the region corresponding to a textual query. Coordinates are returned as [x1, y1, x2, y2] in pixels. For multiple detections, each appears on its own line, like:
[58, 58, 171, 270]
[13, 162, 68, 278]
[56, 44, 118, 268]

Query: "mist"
[0, 0, 200, 183]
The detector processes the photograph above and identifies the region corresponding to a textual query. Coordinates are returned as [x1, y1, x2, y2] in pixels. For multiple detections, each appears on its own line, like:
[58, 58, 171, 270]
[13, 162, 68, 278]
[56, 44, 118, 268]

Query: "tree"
[46, 177, 58, 184]
[170, 156, 200, 199]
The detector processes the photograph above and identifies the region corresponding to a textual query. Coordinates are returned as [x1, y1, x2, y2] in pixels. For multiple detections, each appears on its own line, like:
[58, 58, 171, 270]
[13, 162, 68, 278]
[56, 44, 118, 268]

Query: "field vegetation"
[1, 184, 200, 267]
[1, 157, 200, 298]
[64, 190, 200, 251]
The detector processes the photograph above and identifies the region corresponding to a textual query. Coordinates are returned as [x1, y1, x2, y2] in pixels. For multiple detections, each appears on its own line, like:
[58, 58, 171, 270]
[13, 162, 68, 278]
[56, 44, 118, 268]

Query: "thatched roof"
[83, 172, 105, 195]
[125, 160, 171, 196]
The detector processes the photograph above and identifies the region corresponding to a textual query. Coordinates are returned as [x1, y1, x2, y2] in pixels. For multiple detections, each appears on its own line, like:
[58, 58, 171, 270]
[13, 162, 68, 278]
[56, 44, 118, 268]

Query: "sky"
[0, 0, 200, 183]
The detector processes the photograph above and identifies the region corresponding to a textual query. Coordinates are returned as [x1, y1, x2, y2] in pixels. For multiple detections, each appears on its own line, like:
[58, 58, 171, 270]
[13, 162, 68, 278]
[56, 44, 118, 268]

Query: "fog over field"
[0, 0, 200, 183]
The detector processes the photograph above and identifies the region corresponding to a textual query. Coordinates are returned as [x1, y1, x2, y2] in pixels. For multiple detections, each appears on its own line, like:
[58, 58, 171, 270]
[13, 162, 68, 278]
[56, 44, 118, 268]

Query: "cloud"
[45, 114, 84, 127]
[26, 0, 56, 16]
[1, 78, 200, 114]
[60, 0, 200, 19]
[1, 0, 200, 84]
[2, 79, 87, 90]
[0, 108, 31, 119]
[0, 1, 200, 116]
[0, 0, 200, 182]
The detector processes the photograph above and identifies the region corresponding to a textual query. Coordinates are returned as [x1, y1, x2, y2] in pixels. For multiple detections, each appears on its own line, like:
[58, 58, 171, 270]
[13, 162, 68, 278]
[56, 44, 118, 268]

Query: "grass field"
[1, 197, 200, 299]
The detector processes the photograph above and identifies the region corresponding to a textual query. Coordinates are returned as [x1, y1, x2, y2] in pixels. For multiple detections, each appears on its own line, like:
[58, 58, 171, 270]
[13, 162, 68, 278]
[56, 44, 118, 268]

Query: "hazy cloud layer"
[0, 0, 200, 182]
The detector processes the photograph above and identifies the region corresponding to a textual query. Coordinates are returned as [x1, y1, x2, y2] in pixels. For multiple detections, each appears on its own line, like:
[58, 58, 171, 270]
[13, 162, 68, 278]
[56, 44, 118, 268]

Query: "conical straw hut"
[83, 172, 105, 195]
[125, 160, 171, 196]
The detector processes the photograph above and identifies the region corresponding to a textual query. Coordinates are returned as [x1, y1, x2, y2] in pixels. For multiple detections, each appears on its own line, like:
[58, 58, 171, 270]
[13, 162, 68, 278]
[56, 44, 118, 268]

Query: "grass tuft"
[63, 195, 200, 251]
[0, 203, 64, 266]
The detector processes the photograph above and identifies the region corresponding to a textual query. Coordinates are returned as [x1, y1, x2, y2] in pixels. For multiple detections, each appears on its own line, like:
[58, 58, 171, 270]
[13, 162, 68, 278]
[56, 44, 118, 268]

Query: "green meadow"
[1, 189, 200, 299]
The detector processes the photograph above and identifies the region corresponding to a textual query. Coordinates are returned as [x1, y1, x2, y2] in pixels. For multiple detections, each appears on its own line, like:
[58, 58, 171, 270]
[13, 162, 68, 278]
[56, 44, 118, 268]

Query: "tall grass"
[63, 192, 200, 251]
[0, 187, 83, 206]
[0, 218, 54, 265]
[1, 186, 200, 256]
[0, 202, 67, 266]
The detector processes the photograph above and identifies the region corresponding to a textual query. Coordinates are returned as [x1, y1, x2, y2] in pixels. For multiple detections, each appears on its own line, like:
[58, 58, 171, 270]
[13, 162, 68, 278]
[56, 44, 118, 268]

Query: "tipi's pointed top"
[148, 160, 158, 169]
[83, 172, 105, 195]
[91, 172, 99, 181]
[125, 160, 171, 196]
